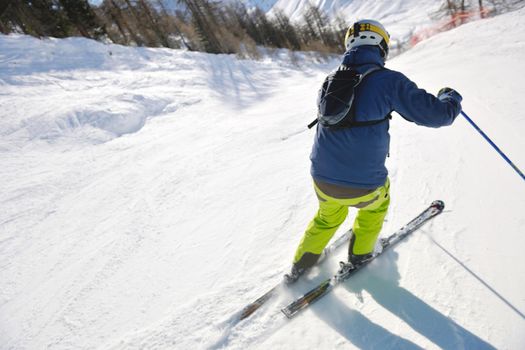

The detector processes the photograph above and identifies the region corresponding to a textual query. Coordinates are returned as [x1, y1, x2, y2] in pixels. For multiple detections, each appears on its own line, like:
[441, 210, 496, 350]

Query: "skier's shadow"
[312, 250, 496, 349]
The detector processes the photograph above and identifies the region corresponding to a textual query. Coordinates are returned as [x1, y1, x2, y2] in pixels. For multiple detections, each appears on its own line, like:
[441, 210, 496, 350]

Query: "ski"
[235, 228, 353, 323]
[281, 200, 445, 319]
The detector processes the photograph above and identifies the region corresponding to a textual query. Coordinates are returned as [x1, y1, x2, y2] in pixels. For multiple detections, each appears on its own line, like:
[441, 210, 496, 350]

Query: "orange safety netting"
[410, 8, 492, 47]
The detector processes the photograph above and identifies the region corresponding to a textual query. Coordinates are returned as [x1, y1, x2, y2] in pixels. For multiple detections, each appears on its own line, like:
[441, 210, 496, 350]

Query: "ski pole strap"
[460, 110, 525, 182]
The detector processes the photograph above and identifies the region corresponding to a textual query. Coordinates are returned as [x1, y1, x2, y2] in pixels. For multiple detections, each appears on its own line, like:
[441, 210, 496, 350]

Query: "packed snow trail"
[1, 7, 525, 350]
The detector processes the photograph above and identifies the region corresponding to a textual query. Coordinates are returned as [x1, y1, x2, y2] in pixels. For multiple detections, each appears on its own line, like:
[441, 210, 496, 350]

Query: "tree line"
[1, 0, 520, 56]
[0, 0, 348, 56]
[434, 0, 522, 20]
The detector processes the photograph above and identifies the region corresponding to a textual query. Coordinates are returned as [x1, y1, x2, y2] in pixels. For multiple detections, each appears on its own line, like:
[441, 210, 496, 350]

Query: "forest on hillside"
[0, 0, 519, 56]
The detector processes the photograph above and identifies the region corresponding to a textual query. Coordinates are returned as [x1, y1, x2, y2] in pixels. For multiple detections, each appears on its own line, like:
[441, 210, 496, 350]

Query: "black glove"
[437, 87, 462, 103]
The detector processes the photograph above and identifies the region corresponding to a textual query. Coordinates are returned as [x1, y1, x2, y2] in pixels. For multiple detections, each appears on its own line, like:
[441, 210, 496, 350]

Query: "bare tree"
[156, 0, 192, 49]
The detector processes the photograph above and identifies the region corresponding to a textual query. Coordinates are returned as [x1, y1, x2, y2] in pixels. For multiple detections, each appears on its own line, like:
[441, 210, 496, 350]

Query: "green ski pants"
[293, 179, 390, 263]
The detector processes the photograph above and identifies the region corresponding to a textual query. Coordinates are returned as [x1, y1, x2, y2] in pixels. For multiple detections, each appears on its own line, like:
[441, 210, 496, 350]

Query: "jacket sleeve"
[391, 72, 462, 128]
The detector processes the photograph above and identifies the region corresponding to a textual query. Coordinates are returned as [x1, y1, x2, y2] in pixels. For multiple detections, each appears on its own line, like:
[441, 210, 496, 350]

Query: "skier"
[285, 19, 462, 282]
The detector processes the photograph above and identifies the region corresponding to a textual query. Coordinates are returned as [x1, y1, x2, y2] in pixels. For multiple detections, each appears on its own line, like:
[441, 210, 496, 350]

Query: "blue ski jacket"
[310, 46, 462, 189]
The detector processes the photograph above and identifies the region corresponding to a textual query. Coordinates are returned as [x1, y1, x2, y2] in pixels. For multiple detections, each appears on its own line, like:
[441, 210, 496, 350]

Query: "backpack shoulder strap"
[346, 66, 390, 128]
[360, 65, 386, 79]
[307, 66, 389, 129]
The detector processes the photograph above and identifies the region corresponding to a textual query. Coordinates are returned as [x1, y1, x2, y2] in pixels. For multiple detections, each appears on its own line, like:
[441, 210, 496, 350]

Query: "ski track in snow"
[2, 7, 525, 350]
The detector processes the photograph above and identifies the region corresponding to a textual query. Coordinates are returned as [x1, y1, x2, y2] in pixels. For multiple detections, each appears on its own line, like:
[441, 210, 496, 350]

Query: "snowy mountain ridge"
[156, 0, 442, 40]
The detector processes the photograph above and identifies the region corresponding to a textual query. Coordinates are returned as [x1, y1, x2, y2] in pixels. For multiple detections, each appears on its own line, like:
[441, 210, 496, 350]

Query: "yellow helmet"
[344, 19, 390, 58]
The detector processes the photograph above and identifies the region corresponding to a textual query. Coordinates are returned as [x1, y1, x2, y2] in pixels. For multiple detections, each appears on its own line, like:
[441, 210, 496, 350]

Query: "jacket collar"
[342, 46, 385, 68]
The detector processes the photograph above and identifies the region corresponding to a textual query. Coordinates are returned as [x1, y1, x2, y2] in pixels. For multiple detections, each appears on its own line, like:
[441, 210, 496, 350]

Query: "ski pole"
[460, 110, 525, 182]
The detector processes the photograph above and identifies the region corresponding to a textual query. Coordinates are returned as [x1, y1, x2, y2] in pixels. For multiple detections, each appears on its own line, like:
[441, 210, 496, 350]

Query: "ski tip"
[239, 305, 257, 320]
[431, 200, 445, 211]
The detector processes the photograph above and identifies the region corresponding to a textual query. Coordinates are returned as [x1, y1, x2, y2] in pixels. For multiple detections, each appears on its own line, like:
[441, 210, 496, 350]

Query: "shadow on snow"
[313, 250, 496, 349]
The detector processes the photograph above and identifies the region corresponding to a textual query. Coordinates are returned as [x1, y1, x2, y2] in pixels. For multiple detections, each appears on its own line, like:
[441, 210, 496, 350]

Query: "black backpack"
[308, 65, 391, 129]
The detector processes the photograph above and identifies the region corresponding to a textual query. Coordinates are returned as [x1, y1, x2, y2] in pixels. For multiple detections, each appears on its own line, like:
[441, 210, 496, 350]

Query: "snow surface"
[1, 6, 525, 350]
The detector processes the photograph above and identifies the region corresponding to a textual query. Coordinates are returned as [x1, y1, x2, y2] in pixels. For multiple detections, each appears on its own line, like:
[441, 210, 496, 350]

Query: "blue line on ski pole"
[460, 110, 525, 182]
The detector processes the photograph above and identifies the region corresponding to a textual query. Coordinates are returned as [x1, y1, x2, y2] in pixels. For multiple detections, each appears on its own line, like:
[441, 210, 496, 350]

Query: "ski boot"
[283, 264, 306, 284]
[347, 234, 375, 268]
[348, 252, 375, 267]
[283, 252, 320, 284]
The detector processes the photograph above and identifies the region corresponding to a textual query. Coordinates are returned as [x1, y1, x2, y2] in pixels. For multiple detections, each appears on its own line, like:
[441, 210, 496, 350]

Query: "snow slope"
[1, 6, 525, 350]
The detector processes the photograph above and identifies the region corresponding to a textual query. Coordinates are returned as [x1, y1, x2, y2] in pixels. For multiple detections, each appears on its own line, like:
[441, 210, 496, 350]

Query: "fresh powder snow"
[1, 6, 524, 350]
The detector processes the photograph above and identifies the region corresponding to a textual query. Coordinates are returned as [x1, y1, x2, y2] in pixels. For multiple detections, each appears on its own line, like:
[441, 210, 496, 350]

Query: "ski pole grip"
[308, 119, 318, 129]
